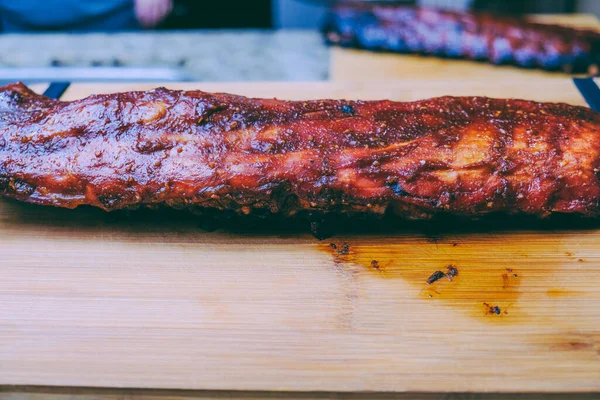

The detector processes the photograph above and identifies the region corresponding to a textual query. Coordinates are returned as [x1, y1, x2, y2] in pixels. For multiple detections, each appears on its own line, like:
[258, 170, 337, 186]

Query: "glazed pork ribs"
[0, 82, 600, 222]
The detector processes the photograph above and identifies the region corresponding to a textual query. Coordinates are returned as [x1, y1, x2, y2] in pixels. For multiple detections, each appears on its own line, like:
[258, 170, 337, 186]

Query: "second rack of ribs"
[0, 82, 600, 219]
[324, 3, 600, 74]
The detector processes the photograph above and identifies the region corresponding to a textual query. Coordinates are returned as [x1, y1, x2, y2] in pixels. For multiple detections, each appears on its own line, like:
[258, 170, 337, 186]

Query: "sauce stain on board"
[318, 232, 585, 322]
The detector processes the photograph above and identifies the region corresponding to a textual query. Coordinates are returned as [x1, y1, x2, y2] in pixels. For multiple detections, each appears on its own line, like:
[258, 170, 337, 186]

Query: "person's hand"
[134, 0, 173, 28]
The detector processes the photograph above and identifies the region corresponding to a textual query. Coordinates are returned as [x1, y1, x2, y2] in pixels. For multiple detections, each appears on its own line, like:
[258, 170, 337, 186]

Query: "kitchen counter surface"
[0, 30, 328, 81]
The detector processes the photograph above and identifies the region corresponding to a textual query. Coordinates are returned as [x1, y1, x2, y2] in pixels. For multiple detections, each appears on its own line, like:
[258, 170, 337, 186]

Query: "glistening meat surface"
[324, 3, 600, 74]
[1, 82, 600, 220]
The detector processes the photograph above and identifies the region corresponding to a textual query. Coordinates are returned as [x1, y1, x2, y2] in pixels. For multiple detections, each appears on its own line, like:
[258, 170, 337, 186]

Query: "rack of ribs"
[323, 2, 600, 74]
[0, 82, 599, 227]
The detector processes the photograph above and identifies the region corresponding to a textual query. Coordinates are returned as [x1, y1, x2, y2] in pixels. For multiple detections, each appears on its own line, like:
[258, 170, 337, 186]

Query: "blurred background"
[1, 0, 597, 31]
[0, 0, 598, 84]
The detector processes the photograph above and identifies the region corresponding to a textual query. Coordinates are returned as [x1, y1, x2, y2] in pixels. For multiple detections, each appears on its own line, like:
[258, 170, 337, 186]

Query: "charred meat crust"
[323, 3, 600, 74]
[1, 82, 600, 221]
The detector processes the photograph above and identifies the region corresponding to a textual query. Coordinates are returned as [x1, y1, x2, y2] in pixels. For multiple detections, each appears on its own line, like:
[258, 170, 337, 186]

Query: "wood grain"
[330, 14, 600, 81]
[0, 82, 599, 393]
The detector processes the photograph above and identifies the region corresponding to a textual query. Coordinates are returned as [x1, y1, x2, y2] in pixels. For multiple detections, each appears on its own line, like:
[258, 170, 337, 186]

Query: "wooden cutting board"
[1, 80, 600, 393]
[330, 14, 600, 81]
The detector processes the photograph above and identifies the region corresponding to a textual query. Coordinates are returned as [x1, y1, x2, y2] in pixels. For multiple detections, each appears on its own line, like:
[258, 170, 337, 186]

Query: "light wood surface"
[1, 81, 600, 394]
[330, 14, 600, 81]
[2, 386, 600, 400]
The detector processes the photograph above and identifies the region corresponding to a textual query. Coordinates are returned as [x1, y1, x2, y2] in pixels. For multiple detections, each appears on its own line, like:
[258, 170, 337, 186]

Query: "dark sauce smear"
[426, 270, 446, 285]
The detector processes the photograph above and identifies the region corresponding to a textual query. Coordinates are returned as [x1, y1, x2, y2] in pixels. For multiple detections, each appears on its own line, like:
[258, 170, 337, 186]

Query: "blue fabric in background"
[0, 0, 139, 31]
